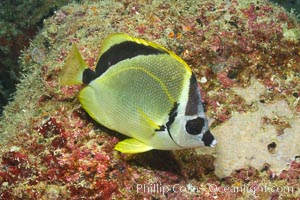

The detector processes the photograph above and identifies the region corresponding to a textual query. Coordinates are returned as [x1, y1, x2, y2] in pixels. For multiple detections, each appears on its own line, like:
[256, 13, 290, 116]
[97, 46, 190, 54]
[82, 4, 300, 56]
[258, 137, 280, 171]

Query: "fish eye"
[185, 117, 204, 135]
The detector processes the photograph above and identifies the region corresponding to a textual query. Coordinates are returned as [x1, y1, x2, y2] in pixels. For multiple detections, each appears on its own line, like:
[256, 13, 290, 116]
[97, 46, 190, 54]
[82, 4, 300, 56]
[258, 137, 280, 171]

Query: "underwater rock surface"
[0, 0, 72, 115]
[0, 0, 299, 199]
[214, 78, 300, 178]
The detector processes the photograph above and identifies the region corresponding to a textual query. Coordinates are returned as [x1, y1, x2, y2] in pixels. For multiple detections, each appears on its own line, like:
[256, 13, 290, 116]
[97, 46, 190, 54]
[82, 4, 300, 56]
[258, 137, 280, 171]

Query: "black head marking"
[166, 103, 179, 132]
[202, 130, 215, 146]
[165, 103, 180, 145]
[185, 73, 201, 115]
[185, 117, 204, 135]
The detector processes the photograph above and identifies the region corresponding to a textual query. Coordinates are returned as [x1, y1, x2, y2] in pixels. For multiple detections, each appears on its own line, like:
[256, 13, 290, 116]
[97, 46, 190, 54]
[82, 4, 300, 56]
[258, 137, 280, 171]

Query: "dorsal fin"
[98, 33, 168, 58]
[94, 33, 168, 77]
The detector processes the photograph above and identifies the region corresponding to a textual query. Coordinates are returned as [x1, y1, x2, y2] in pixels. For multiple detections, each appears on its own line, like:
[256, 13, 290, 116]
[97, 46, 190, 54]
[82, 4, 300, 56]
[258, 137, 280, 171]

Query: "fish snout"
[202, 130, 217, 147]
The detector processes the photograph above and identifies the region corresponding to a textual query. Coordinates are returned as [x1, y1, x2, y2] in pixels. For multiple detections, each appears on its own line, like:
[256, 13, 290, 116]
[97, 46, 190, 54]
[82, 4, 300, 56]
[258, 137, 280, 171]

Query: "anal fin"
[115, 138, 153, 153]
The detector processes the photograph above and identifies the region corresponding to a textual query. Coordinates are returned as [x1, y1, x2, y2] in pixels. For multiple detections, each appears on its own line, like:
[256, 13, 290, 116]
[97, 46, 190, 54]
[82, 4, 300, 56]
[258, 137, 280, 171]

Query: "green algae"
[283, 23, 300, 41]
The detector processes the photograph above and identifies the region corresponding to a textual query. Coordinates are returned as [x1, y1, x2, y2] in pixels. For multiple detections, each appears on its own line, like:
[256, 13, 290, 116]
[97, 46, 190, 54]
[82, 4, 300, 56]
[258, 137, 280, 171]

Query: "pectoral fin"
[114, 138, 154, 153]
[137, 107, 161, 131]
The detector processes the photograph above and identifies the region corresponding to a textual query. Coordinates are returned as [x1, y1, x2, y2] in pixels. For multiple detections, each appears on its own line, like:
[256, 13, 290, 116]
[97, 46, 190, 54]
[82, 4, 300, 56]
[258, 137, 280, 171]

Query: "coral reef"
[0, 0, 72, 114]
[270, 0, 300, 18]
[0, 0, 299, 199]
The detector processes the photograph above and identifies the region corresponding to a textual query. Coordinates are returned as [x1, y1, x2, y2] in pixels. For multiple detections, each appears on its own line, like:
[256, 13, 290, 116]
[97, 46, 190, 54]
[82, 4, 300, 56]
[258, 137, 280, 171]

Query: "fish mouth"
[202, 130, 217, 147]
[210, 139, 217, 147]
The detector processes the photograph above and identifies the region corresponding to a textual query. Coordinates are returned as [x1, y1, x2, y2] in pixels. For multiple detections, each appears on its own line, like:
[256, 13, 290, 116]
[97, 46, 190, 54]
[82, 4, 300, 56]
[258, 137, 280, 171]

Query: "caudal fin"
[59, 44, 88, 86]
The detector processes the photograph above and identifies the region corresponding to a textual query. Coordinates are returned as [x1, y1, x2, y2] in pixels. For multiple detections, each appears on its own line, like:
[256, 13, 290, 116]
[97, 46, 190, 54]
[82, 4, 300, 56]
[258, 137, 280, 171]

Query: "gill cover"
[167, 74, 217, 148]
[59, 33, 216, 153]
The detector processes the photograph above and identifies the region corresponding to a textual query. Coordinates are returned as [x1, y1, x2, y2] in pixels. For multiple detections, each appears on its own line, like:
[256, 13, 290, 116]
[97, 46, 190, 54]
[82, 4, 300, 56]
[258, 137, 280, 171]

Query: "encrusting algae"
[0, 0, 299, 199]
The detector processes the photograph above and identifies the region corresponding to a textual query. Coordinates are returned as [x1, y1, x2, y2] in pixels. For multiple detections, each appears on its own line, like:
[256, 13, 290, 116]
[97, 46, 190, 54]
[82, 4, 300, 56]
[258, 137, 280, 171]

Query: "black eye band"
[185, 117, 204, 135]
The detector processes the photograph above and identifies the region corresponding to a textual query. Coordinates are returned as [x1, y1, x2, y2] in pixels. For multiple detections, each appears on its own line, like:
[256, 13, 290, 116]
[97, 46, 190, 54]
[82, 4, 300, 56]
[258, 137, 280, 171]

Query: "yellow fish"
[60, 33, 216, 153]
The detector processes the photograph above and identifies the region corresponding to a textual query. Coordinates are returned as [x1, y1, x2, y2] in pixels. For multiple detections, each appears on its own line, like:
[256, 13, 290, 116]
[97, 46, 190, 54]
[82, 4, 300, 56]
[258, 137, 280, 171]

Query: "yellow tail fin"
[59, 44, 88, 86]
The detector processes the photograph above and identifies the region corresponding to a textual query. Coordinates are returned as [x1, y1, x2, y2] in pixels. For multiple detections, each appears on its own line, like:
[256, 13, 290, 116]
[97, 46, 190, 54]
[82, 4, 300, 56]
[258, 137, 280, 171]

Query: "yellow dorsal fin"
[98, 33, 192, 72]
[115, 138, 153, 153]
[97, 33, 132, 59]
[59, 44, 88, 86]
[99, 33, 167, 57]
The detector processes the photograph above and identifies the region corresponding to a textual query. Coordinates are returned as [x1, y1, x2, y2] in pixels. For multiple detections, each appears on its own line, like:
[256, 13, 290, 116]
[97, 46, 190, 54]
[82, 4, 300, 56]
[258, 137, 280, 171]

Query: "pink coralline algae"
[217, 71, 235, 89]
[0, 112, 120, 199]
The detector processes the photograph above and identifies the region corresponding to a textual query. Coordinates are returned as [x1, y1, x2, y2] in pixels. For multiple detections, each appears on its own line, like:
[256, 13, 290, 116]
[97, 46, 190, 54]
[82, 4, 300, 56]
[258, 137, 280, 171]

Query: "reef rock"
[213, 78, 300, 178]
